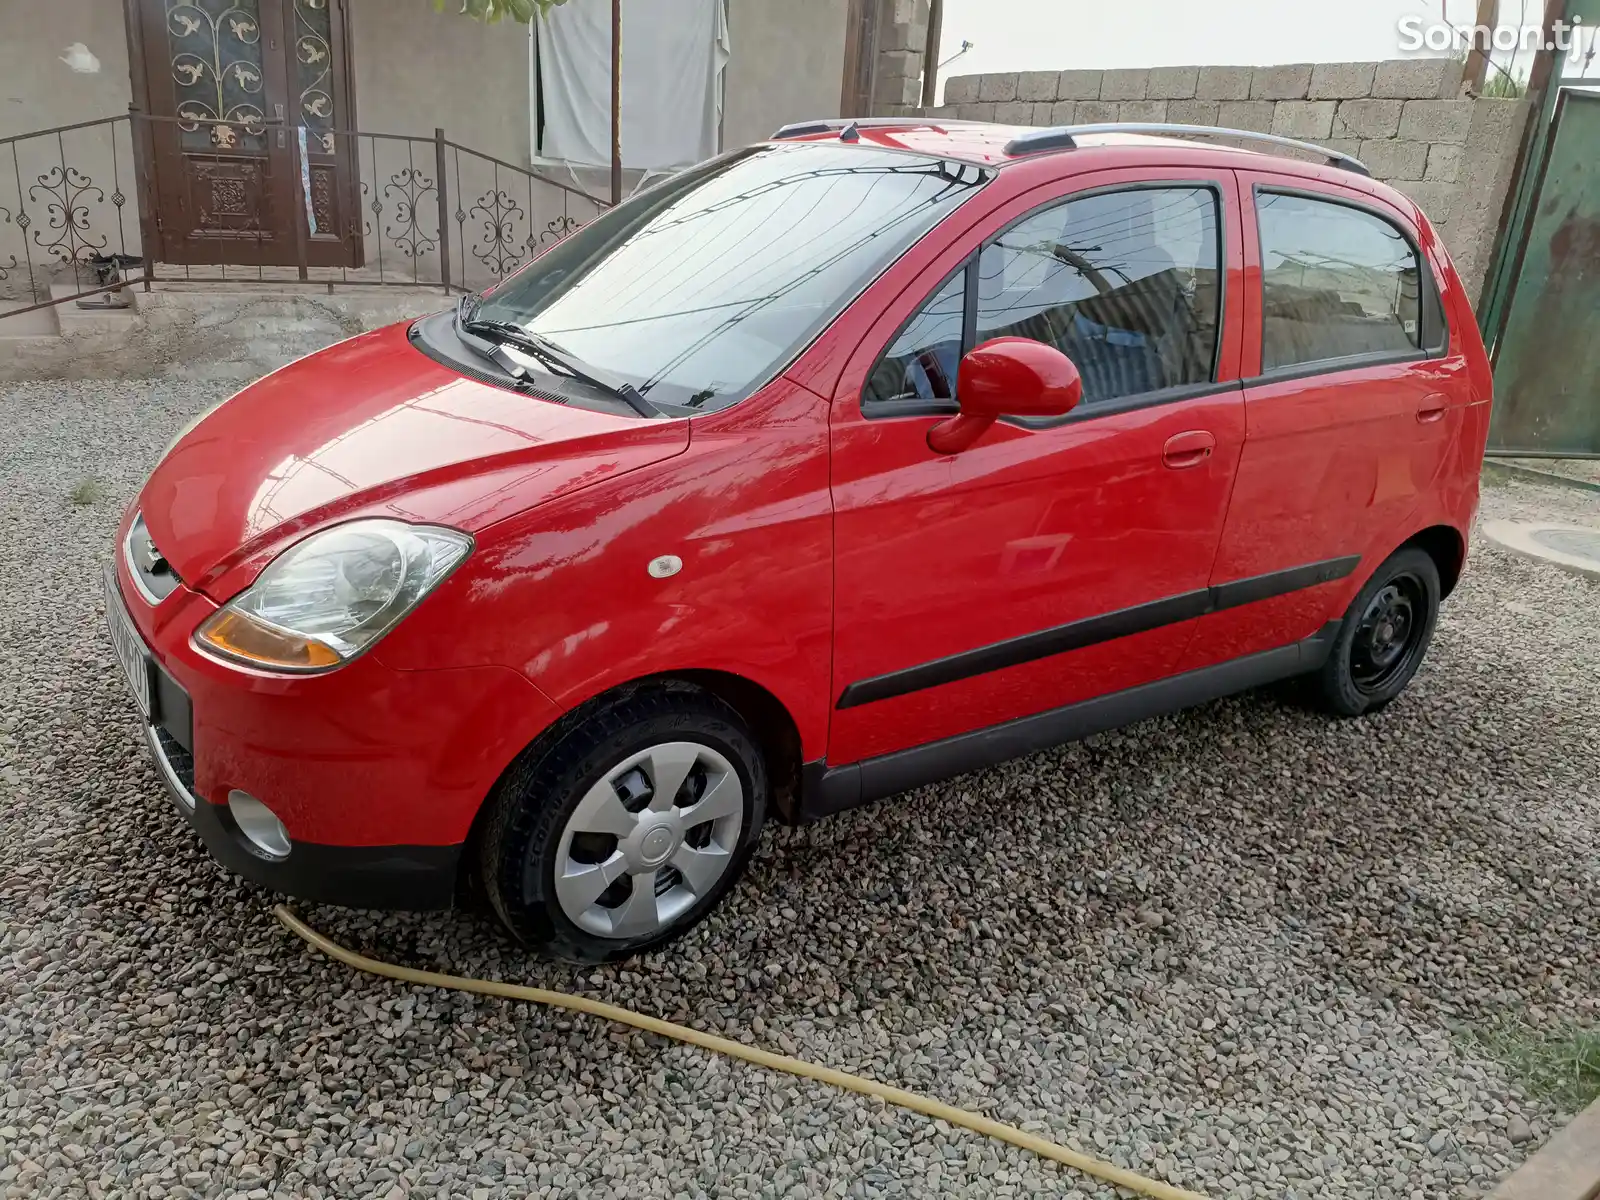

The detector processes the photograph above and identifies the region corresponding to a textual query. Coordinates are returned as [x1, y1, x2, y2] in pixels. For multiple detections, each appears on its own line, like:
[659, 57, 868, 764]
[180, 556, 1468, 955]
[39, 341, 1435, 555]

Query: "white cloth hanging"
[531, 0, 729, 172]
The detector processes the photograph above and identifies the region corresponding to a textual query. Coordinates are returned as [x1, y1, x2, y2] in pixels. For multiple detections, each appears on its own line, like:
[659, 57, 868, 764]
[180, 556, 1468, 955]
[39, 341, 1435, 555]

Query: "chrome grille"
[123, 512, 182, 604]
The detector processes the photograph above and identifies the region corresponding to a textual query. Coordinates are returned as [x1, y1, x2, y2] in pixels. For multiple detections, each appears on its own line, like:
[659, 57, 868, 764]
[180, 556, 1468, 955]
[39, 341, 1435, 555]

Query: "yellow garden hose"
[274, 905, 1211, 1200]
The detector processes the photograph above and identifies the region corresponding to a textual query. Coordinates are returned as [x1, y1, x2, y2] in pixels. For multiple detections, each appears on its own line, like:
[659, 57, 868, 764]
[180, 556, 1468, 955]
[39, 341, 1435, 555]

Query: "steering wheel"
[915, 349, 952, 399]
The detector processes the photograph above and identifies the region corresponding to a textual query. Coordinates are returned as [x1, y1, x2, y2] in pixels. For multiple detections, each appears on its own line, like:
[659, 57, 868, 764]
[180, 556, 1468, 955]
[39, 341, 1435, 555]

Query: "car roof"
[769, 119, 1432, 226]
[774, 120, 1126, 165]
[776, 119, 1333, 169]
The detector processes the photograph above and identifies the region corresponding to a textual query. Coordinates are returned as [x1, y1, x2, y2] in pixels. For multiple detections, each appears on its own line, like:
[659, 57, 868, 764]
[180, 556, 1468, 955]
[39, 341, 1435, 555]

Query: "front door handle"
[1417, 399, 1448, 424]
[1162, 429, 1216, 469]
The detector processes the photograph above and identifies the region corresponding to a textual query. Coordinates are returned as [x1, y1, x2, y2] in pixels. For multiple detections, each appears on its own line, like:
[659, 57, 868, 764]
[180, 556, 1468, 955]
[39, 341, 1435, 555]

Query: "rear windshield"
[472, 143, 992, 412]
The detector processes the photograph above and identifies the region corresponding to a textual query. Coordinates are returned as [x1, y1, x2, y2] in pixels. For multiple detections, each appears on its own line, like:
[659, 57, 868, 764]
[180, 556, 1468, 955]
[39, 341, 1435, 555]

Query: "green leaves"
[433, 0, 569, 24]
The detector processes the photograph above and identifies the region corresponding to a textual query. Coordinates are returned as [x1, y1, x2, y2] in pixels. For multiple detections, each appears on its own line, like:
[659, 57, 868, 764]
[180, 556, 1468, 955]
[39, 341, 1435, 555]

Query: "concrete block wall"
[928, 58, 1531, 305]
[873, 0, 933, 115]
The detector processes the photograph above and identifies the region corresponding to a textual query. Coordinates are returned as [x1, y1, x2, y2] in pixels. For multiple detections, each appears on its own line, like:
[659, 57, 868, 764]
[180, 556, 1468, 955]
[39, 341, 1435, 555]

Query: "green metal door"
[1489, 88, 1600, 457]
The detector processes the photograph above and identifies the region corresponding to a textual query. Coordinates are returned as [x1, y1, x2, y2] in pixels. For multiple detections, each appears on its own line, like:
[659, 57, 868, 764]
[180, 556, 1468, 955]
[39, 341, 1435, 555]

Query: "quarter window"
[974, 187, 1222, 404]
[1256, 192, 1428, 371]
[864, 268, 967, 405]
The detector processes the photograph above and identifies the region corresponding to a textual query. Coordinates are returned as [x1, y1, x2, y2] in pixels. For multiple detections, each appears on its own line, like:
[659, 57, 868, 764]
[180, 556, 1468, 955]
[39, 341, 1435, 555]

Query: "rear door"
[1177, 174, 1460, 671]
[827, 168, 1248, 769]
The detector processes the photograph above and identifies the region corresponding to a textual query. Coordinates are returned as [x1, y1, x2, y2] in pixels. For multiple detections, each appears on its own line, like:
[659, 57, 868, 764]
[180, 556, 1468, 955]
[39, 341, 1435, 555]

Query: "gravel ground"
[2, 378, 1598, 1200]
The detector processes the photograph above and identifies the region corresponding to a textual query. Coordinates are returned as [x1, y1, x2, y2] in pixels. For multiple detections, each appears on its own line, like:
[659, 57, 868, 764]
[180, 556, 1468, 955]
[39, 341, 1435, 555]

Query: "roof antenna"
[838, 121, 861, 142]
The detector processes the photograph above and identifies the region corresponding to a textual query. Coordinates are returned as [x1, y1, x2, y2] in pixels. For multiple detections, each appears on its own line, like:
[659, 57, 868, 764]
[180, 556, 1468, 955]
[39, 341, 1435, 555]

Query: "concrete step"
[3, 282, 445, 381]
[50, 282, 138, 337]
[0, 300, 60, 338]
[144, 264, 442, 289]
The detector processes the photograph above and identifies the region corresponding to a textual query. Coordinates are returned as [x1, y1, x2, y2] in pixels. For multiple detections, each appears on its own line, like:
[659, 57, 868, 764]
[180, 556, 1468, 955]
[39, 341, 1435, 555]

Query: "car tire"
[1313, 546, 1441, 717]
[479, 681, 767, 963]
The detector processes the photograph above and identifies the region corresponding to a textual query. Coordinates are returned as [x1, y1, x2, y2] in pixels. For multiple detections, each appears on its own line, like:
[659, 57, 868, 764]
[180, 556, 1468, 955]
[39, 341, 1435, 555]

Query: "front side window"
[473, 143, 990, 412]
[1257, 191, 1424, 372]
[974, 187, 1222, 404]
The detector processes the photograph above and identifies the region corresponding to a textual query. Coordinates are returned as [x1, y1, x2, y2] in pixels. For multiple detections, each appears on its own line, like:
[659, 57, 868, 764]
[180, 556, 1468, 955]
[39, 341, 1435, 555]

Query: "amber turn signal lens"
[196, 610, 341, 671]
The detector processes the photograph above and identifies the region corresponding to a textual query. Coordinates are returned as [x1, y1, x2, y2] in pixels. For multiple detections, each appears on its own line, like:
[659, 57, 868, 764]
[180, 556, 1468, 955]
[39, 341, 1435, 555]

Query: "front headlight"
[195, 519, 472, 672]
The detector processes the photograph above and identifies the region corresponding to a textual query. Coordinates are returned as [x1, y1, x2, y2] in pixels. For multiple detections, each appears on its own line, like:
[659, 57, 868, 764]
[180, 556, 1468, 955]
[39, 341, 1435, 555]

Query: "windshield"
[471, 142, 992, 412]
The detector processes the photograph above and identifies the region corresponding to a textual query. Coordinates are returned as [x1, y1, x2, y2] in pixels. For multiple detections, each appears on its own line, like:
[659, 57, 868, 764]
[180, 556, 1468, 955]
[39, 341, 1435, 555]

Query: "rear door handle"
[1417, 393, 1448, 424]
[1162, 429, 1216, 469]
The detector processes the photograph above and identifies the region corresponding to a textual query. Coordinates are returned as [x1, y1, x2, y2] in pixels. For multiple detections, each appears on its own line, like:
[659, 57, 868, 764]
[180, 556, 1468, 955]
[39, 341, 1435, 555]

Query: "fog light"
[227, 790, 291, 860]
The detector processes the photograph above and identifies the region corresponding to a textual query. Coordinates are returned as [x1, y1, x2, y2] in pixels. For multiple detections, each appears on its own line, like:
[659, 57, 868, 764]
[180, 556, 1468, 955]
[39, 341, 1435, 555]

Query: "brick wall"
[922, 58, 1531, 305]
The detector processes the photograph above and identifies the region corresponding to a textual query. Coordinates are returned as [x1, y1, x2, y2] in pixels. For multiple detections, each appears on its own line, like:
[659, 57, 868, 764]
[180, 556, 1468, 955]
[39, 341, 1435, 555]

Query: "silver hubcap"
[554, 741, 744, 940]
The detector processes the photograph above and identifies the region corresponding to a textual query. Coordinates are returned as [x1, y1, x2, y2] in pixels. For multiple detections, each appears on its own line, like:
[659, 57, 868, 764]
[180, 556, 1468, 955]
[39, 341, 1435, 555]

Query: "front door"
[130, 0, 360, 267]
[828, 169, 1247, 769]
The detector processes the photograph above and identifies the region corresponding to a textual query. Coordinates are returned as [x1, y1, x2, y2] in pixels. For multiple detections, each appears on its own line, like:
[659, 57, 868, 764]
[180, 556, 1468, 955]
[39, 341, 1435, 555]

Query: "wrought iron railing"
[0, 112, 609, 322]
[0, 114, 145, 316]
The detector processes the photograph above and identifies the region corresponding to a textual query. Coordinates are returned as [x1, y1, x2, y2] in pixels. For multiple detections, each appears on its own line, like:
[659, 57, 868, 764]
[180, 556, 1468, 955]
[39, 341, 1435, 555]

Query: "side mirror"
[927, 337, 1083, 455]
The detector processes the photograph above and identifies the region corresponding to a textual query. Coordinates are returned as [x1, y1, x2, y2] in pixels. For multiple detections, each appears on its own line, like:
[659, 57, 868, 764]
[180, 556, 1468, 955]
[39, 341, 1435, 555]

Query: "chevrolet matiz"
[106, 119, 1492, 961]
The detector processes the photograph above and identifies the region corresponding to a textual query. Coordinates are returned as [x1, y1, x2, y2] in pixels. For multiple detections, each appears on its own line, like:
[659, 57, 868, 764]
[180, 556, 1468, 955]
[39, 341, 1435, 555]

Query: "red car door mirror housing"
[927, 337, 1083, 454]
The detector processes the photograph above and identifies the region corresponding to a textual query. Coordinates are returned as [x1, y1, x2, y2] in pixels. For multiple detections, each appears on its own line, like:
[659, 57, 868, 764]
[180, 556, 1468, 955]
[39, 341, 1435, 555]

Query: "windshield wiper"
[457, 310, 659, 418]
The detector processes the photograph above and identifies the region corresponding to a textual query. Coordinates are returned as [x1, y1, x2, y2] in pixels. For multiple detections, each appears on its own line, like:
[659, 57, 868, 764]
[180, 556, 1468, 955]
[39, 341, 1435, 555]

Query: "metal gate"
[1488, 88, 1600, 457]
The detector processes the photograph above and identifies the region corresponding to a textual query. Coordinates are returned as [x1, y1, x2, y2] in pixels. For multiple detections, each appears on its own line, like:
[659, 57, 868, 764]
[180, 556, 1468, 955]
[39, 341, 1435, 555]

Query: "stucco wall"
[351, 0, 849, 161]
[0, 0, 140, 301]
[0, 1, 846, 304]
[0, 0, 133, 139]
[722, 0, 847, 150]
[347, 0, 544, 289]
[349, 0, 531, 163]
[341, 0, 850, 284]
[931, 59, 1532, 306]
[0, 0, 821, 166]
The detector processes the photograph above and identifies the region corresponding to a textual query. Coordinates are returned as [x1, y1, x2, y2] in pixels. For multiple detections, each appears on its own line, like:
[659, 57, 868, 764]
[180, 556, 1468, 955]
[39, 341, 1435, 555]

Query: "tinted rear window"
[1257, 191, 1426, 372]
[472, 144, 991, 412]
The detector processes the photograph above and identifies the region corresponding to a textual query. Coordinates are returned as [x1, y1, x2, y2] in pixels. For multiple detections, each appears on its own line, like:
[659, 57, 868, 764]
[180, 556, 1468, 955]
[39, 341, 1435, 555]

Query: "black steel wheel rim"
[1350, 572, 1427, 695]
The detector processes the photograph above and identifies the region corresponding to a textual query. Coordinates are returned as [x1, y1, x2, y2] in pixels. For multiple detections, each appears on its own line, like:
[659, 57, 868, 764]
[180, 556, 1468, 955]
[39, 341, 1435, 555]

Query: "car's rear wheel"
[479, 681, 766, 963]
[1313, 546, 1440, 717]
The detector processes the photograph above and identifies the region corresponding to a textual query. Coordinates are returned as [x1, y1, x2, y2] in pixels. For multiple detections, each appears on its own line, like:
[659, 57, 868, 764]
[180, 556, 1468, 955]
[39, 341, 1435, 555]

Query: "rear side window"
[974, 187, 1222, 404]
[1256, 191, 1441, 372]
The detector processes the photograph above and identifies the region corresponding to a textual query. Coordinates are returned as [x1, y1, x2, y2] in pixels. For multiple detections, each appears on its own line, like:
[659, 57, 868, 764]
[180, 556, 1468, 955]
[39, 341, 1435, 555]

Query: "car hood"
[139, 322, 688, 599]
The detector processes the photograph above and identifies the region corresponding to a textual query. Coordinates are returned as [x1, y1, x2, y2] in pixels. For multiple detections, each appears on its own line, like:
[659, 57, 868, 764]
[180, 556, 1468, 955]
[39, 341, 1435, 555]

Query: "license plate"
[104, 565, 152, 720]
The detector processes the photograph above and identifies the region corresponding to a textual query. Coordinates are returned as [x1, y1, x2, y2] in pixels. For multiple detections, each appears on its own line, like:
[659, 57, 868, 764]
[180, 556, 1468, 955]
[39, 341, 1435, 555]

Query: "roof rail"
[1001, 123, 1371, 176]
[770, 116, 979, 139]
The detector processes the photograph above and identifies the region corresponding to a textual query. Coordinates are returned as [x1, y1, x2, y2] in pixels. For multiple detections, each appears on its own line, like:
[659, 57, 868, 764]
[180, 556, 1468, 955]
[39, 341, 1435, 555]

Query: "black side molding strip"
[802, 621, 1341, 821]
[836, 555, 1359, 710]
[838, 590, 1211, 710]
[1210, 556, 1360, 610]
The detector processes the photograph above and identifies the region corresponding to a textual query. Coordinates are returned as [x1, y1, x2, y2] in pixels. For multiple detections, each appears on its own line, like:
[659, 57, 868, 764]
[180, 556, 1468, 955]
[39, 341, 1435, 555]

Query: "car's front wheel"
[1313, 546, 1441, 717]
[479, 681, 767, 963]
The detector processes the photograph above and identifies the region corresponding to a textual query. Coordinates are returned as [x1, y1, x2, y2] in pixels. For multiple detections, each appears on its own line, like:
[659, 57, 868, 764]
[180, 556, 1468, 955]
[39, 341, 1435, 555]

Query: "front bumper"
[141, 723, 462, 909]
[105, 520, 561, 912]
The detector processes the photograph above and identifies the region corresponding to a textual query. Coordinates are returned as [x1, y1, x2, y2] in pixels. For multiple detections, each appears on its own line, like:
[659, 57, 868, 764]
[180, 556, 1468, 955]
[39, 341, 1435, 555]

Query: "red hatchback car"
[108, 120, 1492, 961]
